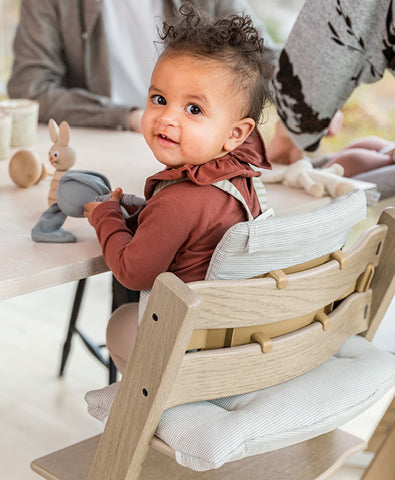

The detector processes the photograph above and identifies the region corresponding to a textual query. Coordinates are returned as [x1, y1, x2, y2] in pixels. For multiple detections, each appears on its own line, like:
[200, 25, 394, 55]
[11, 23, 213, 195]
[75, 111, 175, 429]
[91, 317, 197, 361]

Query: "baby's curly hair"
[159, 3, 268, 123]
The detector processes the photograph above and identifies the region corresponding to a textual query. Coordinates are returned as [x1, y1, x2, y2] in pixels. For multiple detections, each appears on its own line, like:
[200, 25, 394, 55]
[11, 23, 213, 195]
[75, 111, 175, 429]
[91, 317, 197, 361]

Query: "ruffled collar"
[145, 129, 271, 198]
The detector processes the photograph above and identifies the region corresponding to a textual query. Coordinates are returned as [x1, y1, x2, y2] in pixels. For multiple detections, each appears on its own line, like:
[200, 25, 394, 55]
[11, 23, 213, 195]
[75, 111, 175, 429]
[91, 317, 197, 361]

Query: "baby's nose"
[158, 107, 179, 127]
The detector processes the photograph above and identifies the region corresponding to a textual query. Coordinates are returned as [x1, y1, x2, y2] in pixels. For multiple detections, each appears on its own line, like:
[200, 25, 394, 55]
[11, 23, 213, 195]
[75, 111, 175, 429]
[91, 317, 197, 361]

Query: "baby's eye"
[152, 94, 166, 105]
[186, 104, 202, 115]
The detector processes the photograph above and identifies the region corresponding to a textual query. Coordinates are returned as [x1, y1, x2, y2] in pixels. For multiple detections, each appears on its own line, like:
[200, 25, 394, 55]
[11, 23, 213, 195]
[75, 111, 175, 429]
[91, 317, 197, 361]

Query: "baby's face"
[142, 53, 249, 168]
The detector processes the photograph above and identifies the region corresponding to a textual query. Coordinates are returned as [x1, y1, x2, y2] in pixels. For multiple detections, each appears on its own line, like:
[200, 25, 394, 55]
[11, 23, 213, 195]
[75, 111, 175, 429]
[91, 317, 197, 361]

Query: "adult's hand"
[267, 120, 304, 165]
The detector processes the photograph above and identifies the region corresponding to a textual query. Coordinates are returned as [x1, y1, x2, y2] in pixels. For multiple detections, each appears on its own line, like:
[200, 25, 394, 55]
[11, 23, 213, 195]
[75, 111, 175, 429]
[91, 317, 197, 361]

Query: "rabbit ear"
[59, 121, 71, 146]
[48, 119, 59, 143]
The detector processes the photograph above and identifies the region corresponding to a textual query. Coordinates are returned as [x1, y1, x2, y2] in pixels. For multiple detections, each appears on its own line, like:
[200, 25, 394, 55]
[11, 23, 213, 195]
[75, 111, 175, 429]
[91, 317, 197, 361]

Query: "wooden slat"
[364, 208, 395, 340]
[189, 225, 386, 329]
[367, 397, 395, 453]
[87, 274, 202, 480]
[31, 435, 100, 480]
[31, 429, 365, 480]
[166, 290, 370, 408]
[362, 426, 395, 480]
[142, 430, 366, 480]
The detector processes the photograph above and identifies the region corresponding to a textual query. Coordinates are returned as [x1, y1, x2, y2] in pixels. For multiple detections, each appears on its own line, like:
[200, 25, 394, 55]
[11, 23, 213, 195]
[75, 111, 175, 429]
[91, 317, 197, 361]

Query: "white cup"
[0, 113, 12, 160]
[0, 99, 39, 148]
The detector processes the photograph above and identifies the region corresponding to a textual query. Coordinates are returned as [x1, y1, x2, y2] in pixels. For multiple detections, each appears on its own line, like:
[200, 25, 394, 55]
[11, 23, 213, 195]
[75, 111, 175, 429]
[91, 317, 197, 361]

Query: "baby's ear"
[223, 118, 255, 152]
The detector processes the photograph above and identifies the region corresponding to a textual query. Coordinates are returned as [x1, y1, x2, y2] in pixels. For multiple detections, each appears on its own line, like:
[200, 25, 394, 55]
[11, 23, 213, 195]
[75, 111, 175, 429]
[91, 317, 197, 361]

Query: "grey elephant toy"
[31, 169, 146, 243]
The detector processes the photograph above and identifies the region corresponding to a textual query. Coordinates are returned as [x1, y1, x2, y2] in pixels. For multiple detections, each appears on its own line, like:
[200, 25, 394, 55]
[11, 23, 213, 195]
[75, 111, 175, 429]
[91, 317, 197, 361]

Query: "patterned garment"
[271, 0, 395, 151]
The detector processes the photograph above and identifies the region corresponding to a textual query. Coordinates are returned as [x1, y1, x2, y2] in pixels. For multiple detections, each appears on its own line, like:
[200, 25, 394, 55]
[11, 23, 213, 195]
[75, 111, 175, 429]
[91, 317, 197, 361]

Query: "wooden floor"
[1, 198, 394, 479]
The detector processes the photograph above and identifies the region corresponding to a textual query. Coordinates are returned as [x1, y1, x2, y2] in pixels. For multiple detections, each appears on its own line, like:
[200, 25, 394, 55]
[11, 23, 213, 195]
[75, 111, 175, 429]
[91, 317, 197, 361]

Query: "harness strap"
[212, 175, 268, 221]
[212, 180, 255, 221]
[153, 165, 269, 220]
[153, 177, 188, 196]
[252, 176, 268, 213]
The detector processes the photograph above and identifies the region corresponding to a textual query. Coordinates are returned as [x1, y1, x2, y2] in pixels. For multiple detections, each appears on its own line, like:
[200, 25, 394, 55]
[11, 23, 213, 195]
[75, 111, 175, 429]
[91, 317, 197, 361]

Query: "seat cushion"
[205, 188, 366, 280]
[85, 336, 395, 471]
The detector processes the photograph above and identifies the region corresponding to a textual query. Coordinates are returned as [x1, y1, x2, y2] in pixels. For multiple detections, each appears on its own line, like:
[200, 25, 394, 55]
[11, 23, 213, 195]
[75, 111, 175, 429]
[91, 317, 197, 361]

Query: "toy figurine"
[31, 169, 145, 242]
[31, 120, 145, 243]
[47, 119, 76, 205]
[261, 158, 355, 198]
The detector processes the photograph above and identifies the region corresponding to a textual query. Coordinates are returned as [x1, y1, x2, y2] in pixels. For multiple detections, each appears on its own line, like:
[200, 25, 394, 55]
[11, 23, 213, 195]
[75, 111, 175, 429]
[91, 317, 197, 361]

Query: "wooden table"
[1, 125, 159, 301]
[0, 124, 373, 301]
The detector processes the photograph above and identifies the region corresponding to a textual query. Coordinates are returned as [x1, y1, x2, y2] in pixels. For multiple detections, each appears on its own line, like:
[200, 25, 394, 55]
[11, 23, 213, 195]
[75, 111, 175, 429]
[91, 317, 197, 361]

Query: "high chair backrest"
[206, 188, 366, 280]
[84, 206, 395, 480]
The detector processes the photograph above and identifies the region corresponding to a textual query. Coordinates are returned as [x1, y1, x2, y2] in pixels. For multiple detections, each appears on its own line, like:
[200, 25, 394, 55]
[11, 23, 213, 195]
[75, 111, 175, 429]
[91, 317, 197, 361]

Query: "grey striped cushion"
[85, 336, 395, 470]
[206, 188, 366, 280]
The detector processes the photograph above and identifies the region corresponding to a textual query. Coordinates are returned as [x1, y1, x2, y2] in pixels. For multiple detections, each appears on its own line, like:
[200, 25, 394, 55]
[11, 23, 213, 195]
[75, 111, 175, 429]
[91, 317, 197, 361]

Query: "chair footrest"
[31, 429, 365, 480]
[31, 435, 100, 480]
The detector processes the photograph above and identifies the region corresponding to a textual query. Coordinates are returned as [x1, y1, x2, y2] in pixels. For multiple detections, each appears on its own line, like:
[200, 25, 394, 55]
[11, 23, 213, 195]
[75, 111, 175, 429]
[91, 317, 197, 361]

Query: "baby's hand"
[84, 188, 123, 225]
[83, 201, 102, 226]
[109, 187, 123, 203]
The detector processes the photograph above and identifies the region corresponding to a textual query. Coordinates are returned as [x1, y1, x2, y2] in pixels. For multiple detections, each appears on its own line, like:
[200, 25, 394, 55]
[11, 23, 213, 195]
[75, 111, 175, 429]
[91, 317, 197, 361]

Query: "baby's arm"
[89, 189, 193, 291]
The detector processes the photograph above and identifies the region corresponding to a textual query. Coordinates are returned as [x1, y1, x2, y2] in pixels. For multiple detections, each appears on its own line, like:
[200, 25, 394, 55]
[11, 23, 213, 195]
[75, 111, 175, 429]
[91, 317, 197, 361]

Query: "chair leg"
[58, 278, 87, 377]
[109, 356, 117, 384]
[362, 426, 395, 480]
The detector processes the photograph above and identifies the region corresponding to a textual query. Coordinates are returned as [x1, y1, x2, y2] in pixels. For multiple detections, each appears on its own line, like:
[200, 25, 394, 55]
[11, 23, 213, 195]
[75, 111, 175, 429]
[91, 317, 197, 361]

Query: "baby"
[84, 4, 271, 372]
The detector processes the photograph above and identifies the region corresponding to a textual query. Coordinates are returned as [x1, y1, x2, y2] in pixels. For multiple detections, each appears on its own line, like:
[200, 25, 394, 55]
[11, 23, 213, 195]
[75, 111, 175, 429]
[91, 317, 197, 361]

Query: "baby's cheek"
[141, 113, 152, 139]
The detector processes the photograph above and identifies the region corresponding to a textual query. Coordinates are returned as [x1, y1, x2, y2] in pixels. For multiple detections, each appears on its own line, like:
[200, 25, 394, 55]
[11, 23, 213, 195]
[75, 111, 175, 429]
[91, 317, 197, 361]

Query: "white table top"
[1, 124, 356, 301]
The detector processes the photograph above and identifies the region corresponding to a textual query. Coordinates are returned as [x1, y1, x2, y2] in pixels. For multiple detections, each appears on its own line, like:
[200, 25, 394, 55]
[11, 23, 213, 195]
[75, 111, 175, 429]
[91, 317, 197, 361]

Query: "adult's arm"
[270, 0, 395, 151]
[7, 0, 134, 129]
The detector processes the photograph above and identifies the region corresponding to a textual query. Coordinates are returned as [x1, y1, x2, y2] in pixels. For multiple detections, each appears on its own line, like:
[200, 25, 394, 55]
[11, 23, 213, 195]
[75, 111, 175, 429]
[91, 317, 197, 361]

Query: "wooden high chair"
[31, 205, 395, 480]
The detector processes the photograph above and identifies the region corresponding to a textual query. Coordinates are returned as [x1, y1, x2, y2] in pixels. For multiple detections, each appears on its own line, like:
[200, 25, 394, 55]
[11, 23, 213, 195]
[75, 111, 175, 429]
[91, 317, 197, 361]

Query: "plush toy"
[261, 158, 355, 198]
[47, 119, 76, 205]
[31, 169, 146, 243]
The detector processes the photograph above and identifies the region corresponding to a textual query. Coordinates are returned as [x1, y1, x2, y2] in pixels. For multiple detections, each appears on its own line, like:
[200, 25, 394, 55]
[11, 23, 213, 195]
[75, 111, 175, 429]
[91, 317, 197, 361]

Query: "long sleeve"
[7, 0, 133, 129]
[90, 194, 201, 291]
[270, 0, 395, 151]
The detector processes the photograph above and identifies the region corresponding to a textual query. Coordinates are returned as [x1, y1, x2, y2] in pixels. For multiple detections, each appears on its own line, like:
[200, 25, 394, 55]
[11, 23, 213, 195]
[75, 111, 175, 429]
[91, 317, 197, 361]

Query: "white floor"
[0, 271, 394, 479]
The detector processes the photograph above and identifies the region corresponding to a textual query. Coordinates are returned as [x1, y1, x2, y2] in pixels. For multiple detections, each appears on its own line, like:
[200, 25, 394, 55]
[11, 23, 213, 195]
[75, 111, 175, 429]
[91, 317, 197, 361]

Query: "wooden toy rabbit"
[47, 119, 76, 205]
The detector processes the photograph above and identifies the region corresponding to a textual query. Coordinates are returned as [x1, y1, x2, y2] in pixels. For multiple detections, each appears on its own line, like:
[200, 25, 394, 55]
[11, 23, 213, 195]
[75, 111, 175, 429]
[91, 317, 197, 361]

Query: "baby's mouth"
[157, 133, 179, 146]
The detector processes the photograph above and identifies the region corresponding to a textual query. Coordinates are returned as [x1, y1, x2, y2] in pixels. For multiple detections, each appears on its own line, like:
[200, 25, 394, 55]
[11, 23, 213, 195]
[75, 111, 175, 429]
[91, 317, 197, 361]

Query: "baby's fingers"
[110, 187, 123, 203]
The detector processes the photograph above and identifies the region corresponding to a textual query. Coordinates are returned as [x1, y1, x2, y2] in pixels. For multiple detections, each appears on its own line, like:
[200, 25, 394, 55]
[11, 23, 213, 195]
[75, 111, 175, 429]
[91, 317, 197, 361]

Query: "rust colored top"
[91, 129, 270, 290]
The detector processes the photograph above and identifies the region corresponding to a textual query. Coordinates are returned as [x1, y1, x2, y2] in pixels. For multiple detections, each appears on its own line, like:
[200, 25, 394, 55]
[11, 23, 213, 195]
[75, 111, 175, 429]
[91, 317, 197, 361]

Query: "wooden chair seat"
[32, 430, 366, 480]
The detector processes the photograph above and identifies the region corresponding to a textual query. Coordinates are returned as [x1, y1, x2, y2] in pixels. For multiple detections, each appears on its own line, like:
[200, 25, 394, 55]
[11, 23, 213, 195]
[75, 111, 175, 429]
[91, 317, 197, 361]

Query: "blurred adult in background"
[270, 0, 395, 154]
[7, 0, 279, 132]
[267, 0, 395, 198]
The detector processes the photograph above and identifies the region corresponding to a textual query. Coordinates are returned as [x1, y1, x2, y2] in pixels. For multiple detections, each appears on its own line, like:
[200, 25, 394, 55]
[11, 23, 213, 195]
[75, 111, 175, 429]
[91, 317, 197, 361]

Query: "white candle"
[0, 113, 12, 160]
[0, 99, 39, 148]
